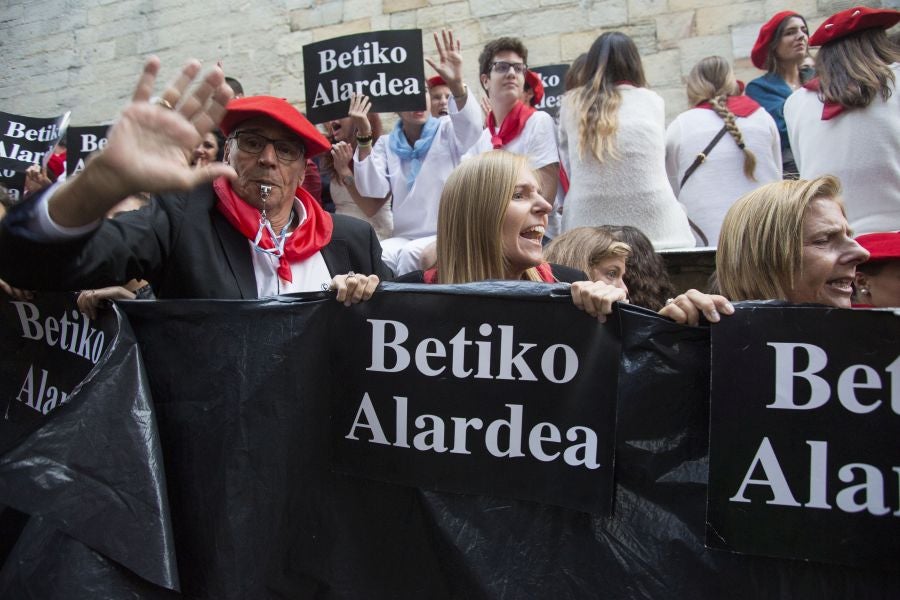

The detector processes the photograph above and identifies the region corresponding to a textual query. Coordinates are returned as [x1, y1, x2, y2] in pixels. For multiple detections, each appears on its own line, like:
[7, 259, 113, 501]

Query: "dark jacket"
[0, 184, 392, 299]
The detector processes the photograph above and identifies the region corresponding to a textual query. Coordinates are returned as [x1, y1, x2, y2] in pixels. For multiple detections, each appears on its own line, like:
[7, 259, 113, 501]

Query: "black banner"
[2, 290, 899, 598]
[530, 64, 568, 119]
[708, 303, 900, 570]
[66, 125, 110, 177]
[0, 168, 25, 205]
[0, 111, 69, 172]
[302, 29, 425, 124]
[330, 283, 618, 514]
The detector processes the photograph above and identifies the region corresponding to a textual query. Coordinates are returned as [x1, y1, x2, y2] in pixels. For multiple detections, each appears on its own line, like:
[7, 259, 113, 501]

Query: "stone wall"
[0, 0, 896, 126]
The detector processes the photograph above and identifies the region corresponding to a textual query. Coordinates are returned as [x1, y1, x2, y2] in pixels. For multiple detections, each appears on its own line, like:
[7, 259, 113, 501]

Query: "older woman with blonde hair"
[666, 56, 781, 245]
[395, 151, 731, 325]
[544, 227, 630, 292]
[717, 175, 869, 307]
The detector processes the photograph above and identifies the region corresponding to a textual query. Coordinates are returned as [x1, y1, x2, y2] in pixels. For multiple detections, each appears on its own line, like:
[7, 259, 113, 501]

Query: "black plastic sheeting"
[0, 285, 897, 599]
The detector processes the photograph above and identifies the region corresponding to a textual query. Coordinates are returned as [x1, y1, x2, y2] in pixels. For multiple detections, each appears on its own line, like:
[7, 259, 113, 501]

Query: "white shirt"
[784, 63, 900, 234]
[353, 94, 483, 239]
[665, 106, 782, 246]
[463, 109, 560, 171]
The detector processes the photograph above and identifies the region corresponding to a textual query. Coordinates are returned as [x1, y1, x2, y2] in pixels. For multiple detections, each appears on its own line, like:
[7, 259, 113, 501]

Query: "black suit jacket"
[0, 184, 392, 299]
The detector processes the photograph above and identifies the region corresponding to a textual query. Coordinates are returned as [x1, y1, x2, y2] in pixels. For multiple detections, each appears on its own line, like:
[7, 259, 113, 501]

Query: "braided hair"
[686, 56, 757, 180]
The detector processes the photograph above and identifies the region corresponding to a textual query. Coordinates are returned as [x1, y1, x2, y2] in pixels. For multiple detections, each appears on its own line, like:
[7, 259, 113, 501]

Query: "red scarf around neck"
[487, 100, 536, 149]
[213, 176, 333, 282]
[802, 78, 844, 120]
[695, 96, 761, 117]
[423, 262, 556, 284]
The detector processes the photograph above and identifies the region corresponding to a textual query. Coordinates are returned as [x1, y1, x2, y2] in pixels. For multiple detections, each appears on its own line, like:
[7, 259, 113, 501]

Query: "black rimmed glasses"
[490, 61, 527, 75]
[231, 131, 305, 162]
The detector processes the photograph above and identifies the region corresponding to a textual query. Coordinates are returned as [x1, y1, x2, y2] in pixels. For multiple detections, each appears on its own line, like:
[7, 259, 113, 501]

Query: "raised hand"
[50, 57, 235, 227]
[347, 93, 372, 137]
[425, 29, 464, 94]
[330, 141, 354, 178]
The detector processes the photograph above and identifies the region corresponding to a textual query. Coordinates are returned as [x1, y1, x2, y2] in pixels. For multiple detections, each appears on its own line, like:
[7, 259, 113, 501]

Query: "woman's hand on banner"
[570, 281, 628, 323]
[347, 93, 372, 136]
[659, 289, 734, 326]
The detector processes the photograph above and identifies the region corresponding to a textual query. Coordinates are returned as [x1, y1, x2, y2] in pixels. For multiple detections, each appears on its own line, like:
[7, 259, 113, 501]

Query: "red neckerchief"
[423, 262, 556, 284]
[695, 96, 761, 117]
[559, 163, 570, 194]
[213, 176, 333, 282]
[803, 78, 844, 120]
[614, 80, 636, 86]
[487, 101, 536, 149]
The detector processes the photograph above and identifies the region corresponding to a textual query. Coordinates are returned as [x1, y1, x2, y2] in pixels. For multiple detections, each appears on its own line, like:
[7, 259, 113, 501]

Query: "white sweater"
[784, 63, 900, 234]
[558, 86, 695, 250]
[665, 106, 782, 246]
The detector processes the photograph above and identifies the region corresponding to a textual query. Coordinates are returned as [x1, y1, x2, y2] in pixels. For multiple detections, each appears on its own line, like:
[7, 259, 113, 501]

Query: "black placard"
[0, 168, 25, 205]
[330, 284, 619, 514]
[707, 303, 900, 570]
[66, 125, 110, 177]
[530, 64, 568, 118]
[0, 111, 69, 172]
[302, 29, 426, 123]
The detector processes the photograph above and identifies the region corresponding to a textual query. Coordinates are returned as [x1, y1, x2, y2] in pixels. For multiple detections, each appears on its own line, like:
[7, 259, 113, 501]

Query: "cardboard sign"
[707, 304, 900, 570]
[529, 64, 569, 118]
[66, 125, 110, 177]
[0, 111, 69, 172]
[0, 168, 25, 205]
[302, 29, 426, 123]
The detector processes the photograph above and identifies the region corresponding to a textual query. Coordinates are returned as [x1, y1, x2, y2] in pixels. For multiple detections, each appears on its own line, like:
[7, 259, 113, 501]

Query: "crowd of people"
[1, 6, 899, 318]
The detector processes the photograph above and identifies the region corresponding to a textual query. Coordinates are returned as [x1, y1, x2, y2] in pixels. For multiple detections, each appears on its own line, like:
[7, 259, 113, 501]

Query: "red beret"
[524, 70, 544, 107]
[427, 75, 447, 88]
[751, 11, 801, 70]
[219, 96, 331, 158]
[809, 6, 900, 47]
[856, 232, 900, 263]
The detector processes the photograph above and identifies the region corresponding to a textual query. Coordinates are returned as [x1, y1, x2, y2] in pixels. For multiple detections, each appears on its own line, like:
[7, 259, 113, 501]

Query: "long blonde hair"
[686, 56, 757, 180]
[570, 32, 647, 163]
[436, 151, 542, 283]
[717, 176, 843, 301]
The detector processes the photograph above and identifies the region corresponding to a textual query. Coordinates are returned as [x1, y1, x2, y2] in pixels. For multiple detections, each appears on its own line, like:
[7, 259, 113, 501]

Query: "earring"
[860, 287, 870, 295]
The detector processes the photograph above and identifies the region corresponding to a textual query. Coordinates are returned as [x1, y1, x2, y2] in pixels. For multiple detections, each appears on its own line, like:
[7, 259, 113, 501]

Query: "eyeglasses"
[490, 61, 527, 75]
[230, 132, 305, 162]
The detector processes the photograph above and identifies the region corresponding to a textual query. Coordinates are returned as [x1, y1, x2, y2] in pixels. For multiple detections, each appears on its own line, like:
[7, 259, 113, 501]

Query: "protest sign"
[66, 125, 110, 177]
[330, 283, 619, 514]
[529, 64, 568, 118]
[707, 303, 900, 570]
[302, 29, 425, 123]
[0, 111, 69, 172]
[0, 168, 25, 204]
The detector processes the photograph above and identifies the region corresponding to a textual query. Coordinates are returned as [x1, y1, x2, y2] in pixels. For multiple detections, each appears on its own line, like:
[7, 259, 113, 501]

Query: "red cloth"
[212, 176, 333, 282]
[486, 101, 536, 149]
[427, 75, 447, 88]
[423, 262, 556, 284]
[855, 231, 900, 262]
[694, 96, 762, 117]
[810, 6, 900, 46]
[524, 70, 544, 107]
[802, 78, 844, 120]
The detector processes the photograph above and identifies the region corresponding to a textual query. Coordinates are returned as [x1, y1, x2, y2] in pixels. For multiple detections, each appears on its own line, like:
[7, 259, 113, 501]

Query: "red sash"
[695, 96, 761, 117]
[802, 78, 845, 120]
[213, 176, 333, 282]
[486, 101, 536, 149]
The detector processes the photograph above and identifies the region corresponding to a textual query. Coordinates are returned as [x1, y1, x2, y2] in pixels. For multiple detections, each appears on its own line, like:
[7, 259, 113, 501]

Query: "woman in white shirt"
[665, 56, 781, 246]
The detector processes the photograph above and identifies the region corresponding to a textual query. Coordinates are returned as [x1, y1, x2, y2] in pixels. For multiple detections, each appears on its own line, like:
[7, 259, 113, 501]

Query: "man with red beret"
[0, 58, 390, 301]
